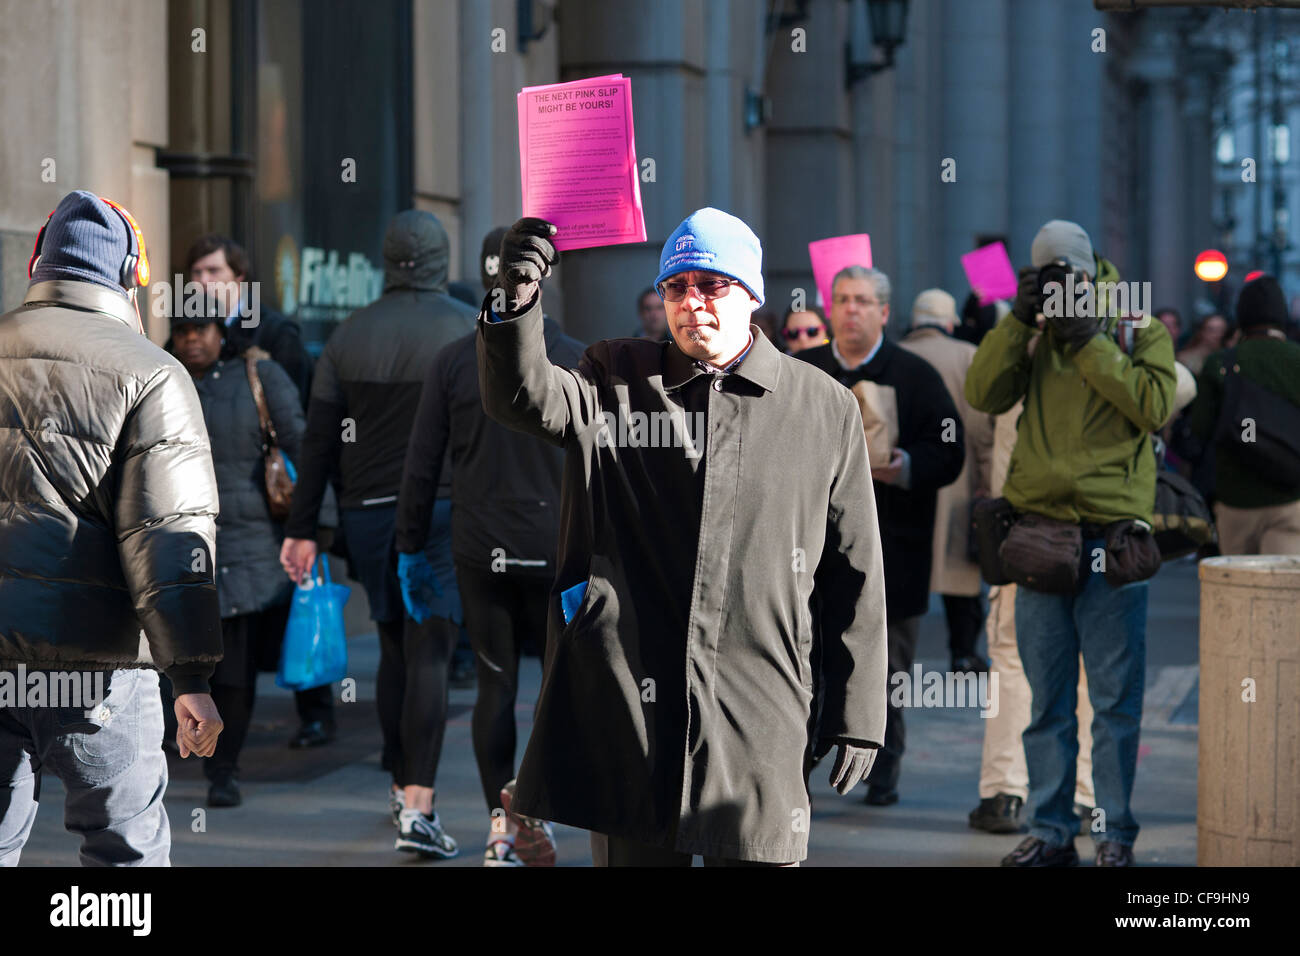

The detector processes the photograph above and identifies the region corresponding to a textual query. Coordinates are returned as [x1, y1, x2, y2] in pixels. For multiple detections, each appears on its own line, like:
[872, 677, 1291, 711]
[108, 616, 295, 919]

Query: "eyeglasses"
[657, 277, 736, 303]
[833, 294, 882, 308]
[783, 325, 826, 341]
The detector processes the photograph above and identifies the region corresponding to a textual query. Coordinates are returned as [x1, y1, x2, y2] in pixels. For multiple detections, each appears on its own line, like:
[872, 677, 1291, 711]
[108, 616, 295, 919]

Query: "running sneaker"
[396, 808, 459, 859]
[484, 838, 522, 867]
[500, 779, 557, 867]
[389, 786, 403, 827]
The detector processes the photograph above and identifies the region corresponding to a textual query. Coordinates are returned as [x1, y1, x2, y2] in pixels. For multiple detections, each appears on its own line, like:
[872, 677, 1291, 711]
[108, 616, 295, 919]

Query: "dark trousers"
[865, 615, 921, 793]
[455, 563, 551, 811]
[202, 603, 336, 782]
[942, 594, 984, 661]
[376, 615, 458, 789]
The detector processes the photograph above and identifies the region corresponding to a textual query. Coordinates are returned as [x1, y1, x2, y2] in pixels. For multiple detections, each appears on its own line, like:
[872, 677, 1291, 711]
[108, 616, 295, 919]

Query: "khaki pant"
[978, 582, 1095, 805]
[1214, 499, 1300, 556]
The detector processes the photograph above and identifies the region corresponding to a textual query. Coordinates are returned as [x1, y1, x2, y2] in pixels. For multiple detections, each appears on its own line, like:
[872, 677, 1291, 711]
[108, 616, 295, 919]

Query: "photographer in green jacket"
[965, 220, 1177, 868]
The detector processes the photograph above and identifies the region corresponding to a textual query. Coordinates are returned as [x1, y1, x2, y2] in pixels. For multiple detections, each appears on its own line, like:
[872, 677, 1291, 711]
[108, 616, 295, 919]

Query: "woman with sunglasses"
[781, 306, 830, 353]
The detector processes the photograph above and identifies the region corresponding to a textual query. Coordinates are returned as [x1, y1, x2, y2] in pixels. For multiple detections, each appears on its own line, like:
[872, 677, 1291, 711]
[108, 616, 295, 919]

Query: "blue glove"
[397, 551, 442, 624]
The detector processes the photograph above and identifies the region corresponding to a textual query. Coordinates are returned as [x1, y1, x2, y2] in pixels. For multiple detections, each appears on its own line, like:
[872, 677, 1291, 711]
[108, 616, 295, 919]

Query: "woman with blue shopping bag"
[171, 313, 338, 808]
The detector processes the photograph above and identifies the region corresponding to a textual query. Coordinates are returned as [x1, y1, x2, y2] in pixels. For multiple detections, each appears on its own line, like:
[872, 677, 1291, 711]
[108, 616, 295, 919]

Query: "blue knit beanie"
[656, 207, 764, 306]
[29, 190, 131, 296]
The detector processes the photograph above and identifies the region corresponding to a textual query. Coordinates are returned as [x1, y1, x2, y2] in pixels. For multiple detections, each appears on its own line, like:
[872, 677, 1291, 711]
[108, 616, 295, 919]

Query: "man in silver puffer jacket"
[0, 190, 223, 866]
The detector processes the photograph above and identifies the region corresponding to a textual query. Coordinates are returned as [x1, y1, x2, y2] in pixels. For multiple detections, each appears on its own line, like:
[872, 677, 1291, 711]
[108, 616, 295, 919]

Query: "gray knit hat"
[29, 190, 131, 295]
[1030, 220, 1095, 277]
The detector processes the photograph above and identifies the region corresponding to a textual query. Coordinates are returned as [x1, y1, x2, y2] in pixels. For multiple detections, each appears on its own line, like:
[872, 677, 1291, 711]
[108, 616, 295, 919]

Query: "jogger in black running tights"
[396, 238, 585, 864]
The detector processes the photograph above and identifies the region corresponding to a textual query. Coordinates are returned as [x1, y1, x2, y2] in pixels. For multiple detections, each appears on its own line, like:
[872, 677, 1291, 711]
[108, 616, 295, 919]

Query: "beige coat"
[900, 324, 995, 595]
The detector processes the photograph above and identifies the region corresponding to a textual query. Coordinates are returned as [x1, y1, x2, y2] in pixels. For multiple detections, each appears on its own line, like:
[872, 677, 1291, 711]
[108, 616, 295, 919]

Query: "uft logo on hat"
[656, 208, 765, 306]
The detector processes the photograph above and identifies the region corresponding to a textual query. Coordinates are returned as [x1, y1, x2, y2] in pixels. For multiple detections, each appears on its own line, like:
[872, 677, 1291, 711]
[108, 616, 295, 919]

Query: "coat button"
[220, 566, 228, 574]
[712, 377, 724, 391]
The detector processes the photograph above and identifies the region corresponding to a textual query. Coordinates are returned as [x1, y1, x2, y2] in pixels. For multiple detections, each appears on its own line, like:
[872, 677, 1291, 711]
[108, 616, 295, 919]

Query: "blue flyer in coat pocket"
[560, 581, 588, 624]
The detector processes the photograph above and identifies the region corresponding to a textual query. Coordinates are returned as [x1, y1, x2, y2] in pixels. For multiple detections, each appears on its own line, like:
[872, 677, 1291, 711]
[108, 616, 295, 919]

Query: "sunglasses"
[657, 277, 736, 303]
[783, 325, 826, 341]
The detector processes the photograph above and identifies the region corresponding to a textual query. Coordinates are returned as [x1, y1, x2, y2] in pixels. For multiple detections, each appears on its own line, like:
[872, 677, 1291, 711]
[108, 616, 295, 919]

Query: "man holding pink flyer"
[475, 210, 888, 866]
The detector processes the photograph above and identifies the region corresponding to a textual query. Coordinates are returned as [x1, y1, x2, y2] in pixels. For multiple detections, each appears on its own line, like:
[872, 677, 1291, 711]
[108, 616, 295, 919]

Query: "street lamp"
[846, 0, 910, 87]
[1194, 248, 1229, 282]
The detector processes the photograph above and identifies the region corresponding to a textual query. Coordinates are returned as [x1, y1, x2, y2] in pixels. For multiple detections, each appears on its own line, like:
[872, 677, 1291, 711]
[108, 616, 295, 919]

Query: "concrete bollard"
[1197, 556, 1300, 865]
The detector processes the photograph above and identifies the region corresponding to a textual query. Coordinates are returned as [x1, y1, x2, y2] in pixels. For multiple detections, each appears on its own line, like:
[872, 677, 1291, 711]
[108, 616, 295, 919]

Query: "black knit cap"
[1236, 274, 1288, 331]
[29, 190, 131, 296]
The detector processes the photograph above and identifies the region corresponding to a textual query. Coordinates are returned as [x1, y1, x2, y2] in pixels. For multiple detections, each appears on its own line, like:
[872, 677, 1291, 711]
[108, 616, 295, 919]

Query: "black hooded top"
[285, 210, 478, 534]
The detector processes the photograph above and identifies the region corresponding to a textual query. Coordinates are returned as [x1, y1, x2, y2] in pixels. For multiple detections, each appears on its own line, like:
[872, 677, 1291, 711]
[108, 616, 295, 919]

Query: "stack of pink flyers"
[960, 241, 1018, 306]
[808, 234, 873, 312]
[517, 74, 647, 252]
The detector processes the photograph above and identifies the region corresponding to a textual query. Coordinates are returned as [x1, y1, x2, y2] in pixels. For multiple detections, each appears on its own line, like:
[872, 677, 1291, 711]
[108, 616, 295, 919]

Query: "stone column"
[940, 0, 1009, 297]
[1007, 0, 1067, 268]
[765, 0, 852, 317]
[1132, 36, 1186, 318]
[555, 0, 707, 341]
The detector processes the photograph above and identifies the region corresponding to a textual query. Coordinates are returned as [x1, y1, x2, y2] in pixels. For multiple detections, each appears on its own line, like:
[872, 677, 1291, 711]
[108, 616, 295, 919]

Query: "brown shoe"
[1095, 841, 1135, 866]
[500, 779, 556, 867]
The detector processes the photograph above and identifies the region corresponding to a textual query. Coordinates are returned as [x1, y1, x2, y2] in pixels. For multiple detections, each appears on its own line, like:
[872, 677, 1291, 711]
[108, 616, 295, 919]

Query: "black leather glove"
[1010, 265, 1041, 327]
[1048, 311, 1103, 353]
[828, 741, 878, 795]
[496, 217, 558, 312]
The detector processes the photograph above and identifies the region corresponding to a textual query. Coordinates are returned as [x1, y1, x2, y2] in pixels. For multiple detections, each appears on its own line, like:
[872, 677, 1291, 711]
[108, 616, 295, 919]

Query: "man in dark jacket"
[0, 190, 223, 865]
[479, 210, 888, 866]
[397, 314, 584, 866]
[184, 233, 314, 407]
[1186, 275, 1300, 554]
[281, 209, 477, 859]
[797, 265, 966, 806]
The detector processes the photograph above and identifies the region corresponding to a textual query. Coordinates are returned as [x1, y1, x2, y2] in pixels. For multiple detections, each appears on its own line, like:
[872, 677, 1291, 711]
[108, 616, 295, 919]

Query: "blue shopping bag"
[277, 555, 350, 691]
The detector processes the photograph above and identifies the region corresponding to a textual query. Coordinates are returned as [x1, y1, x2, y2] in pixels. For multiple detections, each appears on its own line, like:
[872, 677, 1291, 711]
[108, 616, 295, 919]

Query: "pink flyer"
[961, 241, 1018, 305]
[517, 74, 647, 252]
[808, 234, 873, 311]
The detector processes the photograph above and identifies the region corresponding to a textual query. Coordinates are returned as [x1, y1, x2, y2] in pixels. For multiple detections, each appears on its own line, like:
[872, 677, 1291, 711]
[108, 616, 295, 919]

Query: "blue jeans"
[0, 668, 170, 866]
[1015, 541, 1148, 849]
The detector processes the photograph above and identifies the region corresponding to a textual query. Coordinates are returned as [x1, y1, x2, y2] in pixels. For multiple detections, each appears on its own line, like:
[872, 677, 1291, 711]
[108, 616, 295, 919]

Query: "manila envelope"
[850, 380, 898, 469]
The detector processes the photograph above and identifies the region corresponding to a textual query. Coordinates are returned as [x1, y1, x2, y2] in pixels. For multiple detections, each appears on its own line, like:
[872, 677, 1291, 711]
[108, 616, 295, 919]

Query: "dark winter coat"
[478, 295, 888, 863]
[797, 339, 966, 620]
[221, 305, 314, 408]
[396, 318, 585, 574]
[285, 213, 477, 538]
[189, 354, 336, 618]
[0, 280, 221, 696]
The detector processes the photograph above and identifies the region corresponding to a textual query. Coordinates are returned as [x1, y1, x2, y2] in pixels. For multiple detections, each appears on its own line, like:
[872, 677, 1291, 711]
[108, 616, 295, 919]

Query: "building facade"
[0, 0, 1292, 350]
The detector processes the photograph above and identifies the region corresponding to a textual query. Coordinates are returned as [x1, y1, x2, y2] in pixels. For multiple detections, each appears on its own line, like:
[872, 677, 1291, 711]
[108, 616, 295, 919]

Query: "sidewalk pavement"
[16, 561, 1199, 866]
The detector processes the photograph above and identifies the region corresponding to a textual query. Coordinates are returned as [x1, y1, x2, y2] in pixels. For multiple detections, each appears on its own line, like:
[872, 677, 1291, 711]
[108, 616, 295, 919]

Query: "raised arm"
[476, 218, 603, 445]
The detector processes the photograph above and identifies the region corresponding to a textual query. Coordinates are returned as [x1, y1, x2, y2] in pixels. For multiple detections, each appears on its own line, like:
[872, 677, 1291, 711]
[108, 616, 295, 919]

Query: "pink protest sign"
[961, 242, 1018, 306]
[517, 75, 647, 251]
[808, 234, 872, 311]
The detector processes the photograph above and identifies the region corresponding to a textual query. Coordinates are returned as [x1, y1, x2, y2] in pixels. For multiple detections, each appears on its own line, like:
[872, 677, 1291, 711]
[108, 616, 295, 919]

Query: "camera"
[1036, 258, 1073, 307]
